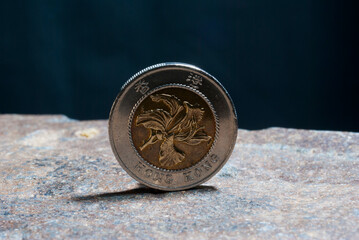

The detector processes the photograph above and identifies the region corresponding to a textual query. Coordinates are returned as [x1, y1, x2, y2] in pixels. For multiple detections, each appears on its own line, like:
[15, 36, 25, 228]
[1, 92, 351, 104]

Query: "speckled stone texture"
[0, 115, 358, 239]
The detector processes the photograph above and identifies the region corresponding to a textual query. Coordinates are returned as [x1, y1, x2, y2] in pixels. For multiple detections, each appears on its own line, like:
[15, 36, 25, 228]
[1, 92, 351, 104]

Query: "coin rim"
[109, 62, 238, 191]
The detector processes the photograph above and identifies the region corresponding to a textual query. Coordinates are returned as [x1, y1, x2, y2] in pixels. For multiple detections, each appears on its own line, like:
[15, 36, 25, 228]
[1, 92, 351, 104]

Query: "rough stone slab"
[0, 114, 358, 239]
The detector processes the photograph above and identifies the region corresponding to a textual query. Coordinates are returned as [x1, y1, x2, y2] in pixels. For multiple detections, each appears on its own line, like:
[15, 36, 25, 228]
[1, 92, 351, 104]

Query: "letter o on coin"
[109, 63, 237, 191]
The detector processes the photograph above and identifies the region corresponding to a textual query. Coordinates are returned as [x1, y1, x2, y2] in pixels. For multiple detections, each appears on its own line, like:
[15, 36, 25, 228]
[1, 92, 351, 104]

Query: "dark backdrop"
[1, 1, 358, 131]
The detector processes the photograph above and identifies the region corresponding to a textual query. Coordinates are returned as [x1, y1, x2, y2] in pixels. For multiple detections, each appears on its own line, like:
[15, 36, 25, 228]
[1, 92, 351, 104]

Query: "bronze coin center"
[131, 87, 216, 170]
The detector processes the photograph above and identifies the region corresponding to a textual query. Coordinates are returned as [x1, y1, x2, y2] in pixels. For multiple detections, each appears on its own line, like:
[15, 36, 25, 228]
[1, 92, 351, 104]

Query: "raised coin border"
[109, 62, 238, 191]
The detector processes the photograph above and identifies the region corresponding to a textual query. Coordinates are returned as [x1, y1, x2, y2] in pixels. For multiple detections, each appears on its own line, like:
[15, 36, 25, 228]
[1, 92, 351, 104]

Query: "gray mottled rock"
[0, 114, 358, 239]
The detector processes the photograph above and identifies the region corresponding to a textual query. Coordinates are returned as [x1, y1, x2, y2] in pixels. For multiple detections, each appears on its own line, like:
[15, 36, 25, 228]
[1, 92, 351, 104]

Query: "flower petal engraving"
[136, 109, 171, 132]
[135, 93, 212, 167]
[150, 94, 183, 116]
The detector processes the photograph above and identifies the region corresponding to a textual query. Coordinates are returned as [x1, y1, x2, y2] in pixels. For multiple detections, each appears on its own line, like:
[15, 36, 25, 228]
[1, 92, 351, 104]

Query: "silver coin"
[109, 63, 237, 191]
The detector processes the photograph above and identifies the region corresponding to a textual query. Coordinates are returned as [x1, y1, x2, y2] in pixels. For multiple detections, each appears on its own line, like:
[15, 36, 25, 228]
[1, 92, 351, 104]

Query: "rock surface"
[0, 114, 358, 239]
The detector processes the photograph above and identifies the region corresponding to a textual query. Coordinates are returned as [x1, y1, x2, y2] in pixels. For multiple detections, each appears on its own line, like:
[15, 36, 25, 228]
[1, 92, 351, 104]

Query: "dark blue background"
[1, 1, 358, 131]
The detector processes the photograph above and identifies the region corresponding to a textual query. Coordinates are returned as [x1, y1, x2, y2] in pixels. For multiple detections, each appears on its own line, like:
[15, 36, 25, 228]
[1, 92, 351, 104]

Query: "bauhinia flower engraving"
[135, 93, 212, 167]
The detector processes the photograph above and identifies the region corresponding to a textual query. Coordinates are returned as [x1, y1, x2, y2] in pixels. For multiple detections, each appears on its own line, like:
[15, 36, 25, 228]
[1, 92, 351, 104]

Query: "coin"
[109, 63, 237, 191]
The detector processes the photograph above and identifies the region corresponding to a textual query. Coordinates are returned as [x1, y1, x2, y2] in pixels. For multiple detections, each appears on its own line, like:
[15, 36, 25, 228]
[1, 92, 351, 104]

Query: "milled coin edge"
[108, 62, 238, 191]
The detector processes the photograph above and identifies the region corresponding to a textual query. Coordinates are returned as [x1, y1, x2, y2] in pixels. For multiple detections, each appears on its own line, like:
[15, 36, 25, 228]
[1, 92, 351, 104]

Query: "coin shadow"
[71, 184, 217, 202]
